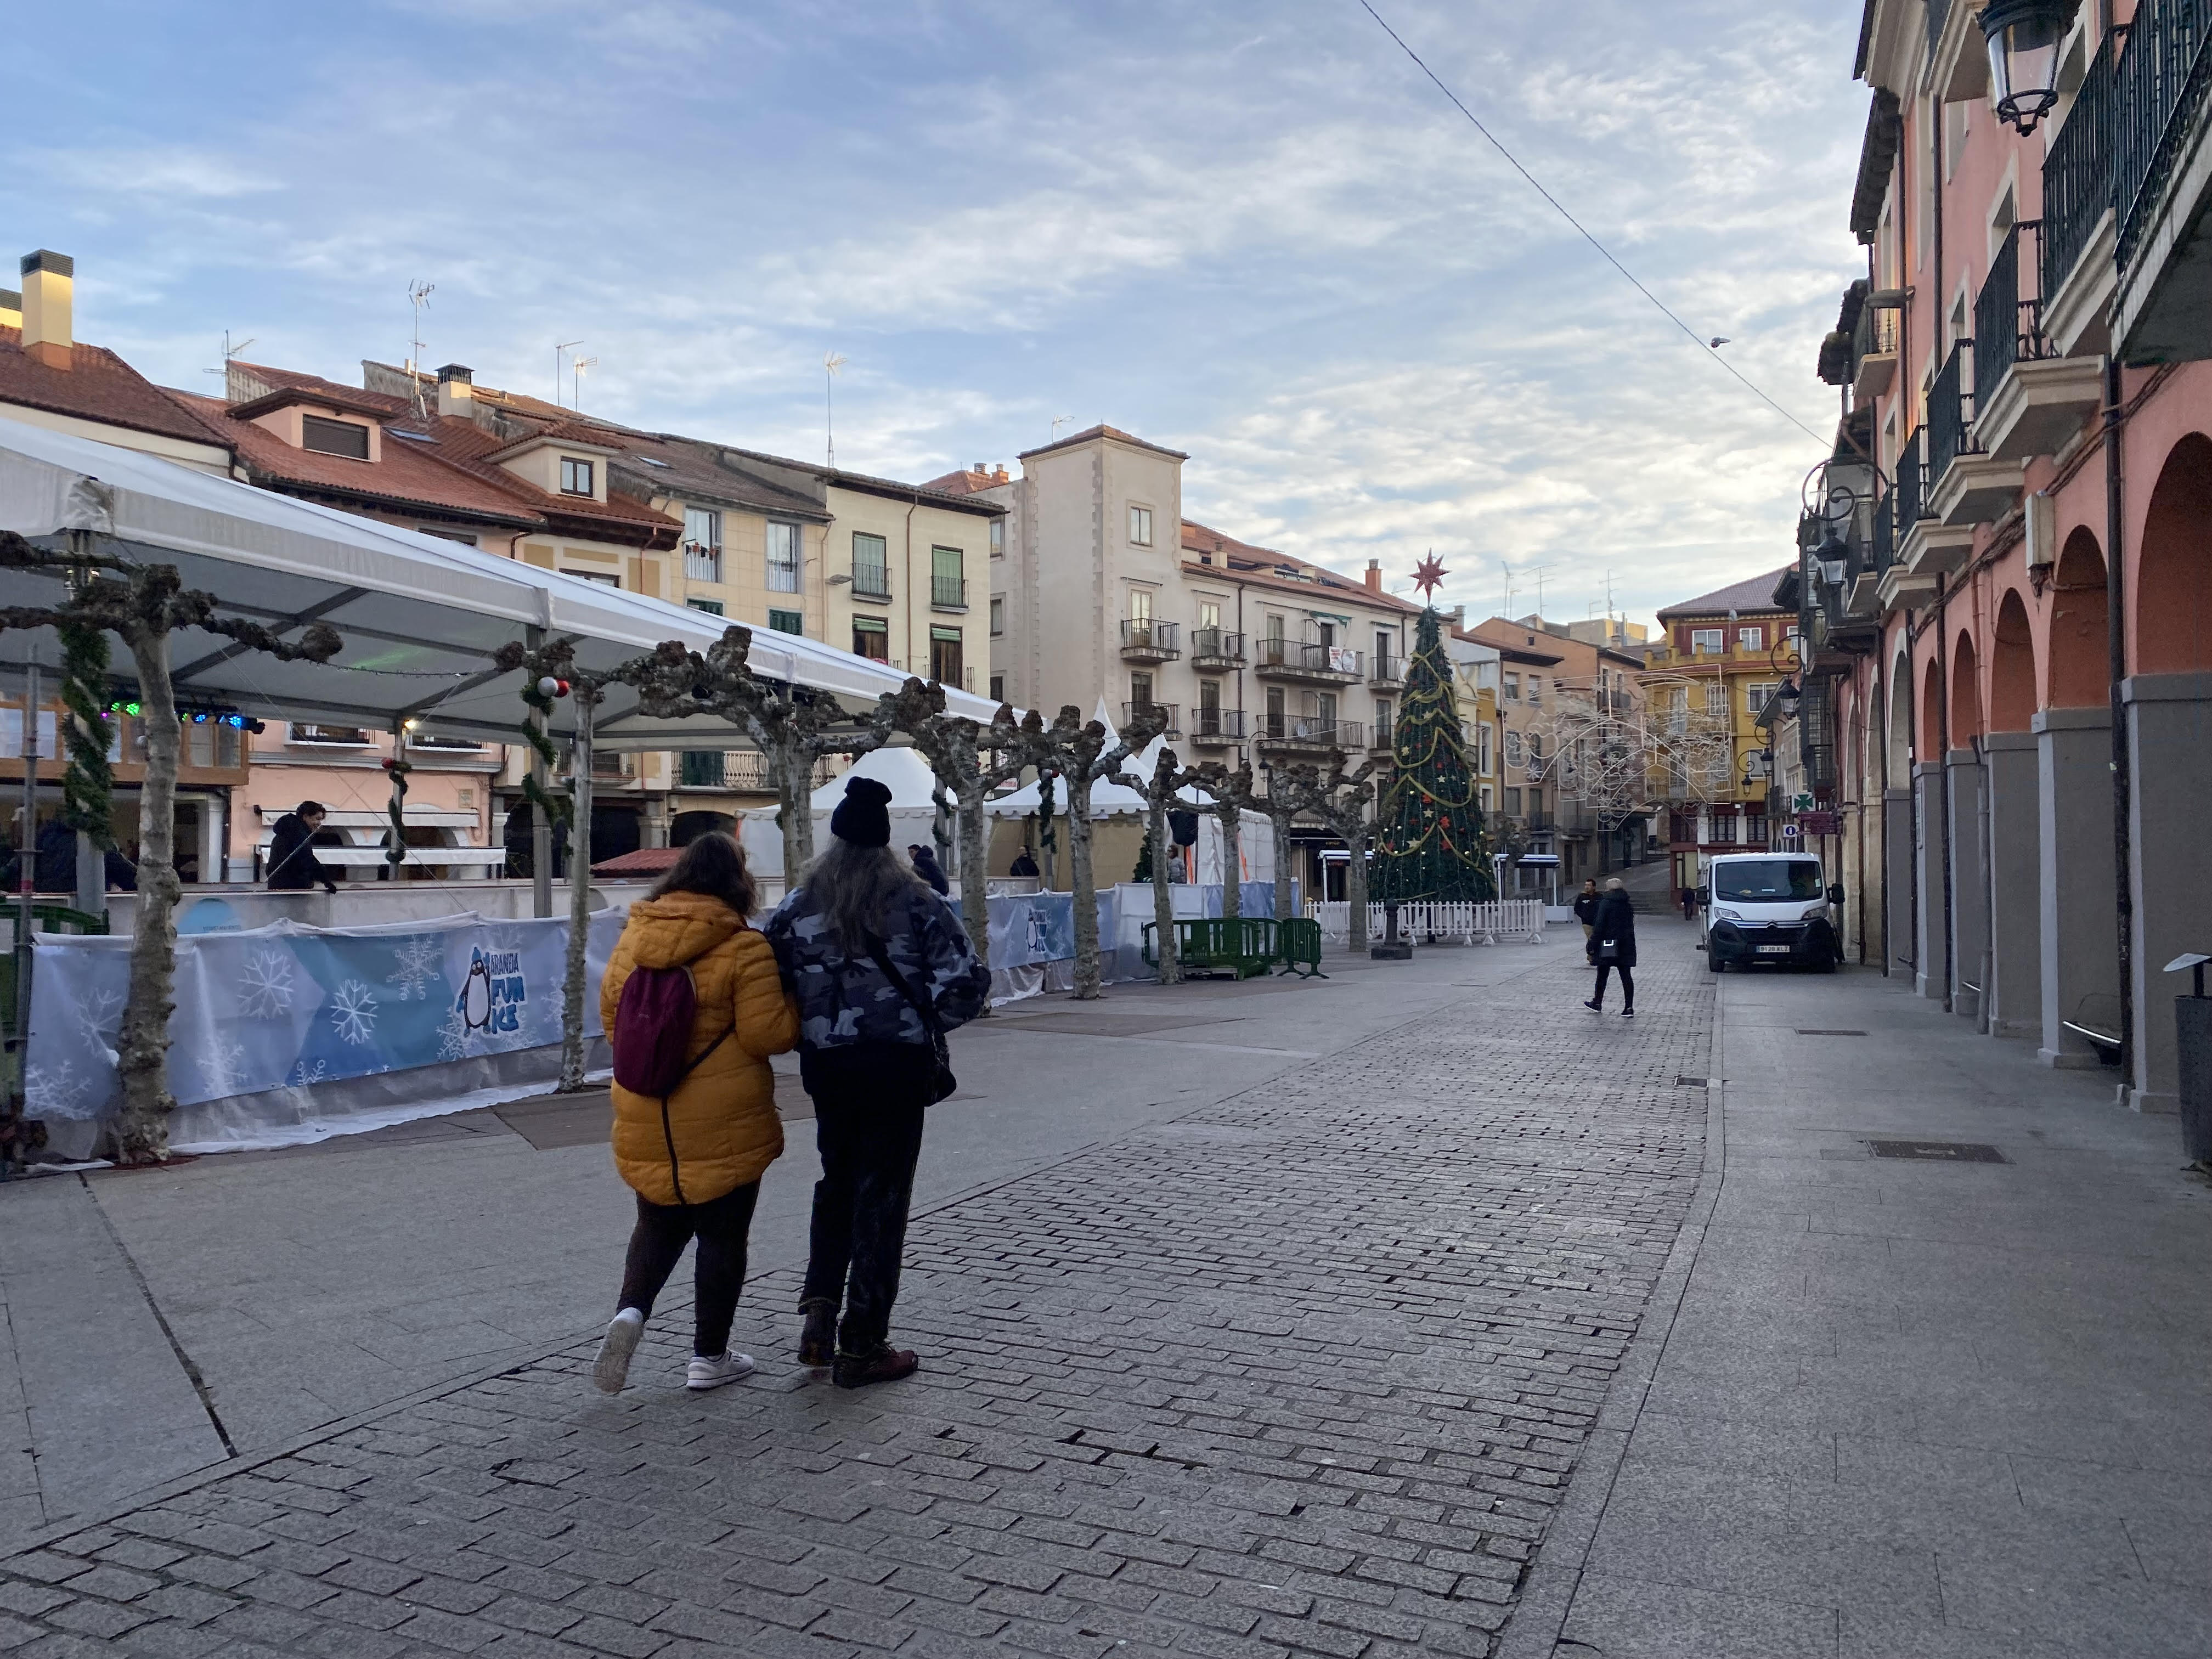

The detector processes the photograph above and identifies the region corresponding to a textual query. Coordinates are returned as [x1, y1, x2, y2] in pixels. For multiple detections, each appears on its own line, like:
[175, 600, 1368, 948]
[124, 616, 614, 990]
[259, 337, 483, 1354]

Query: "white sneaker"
[593, 1308, 644, 1394]
[686, 1351, 756, 1391]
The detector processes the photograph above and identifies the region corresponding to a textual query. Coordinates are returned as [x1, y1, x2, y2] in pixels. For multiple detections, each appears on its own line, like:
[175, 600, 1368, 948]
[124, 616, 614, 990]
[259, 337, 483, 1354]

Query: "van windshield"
[1714, 860, 1822, 901]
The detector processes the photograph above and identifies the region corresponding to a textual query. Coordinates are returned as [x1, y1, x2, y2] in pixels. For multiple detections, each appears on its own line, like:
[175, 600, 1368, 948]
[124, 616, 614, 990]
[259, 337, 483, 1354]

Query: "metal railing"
[682, 543, 722, 584]
[1872, 489, 1895, 575]
[930, 574, 968, 610]
[1369, 652, 1403, 683]
[1895, 426, 1925, 525]
[1256, 639, 1365, 677]
[1927, 342, 1977, 489]
[1852, 299, 1901, 370]
[2116, 0, 2212, 268]
[1190, 707, 1247, 740]
[1122, 701, 1180, 737]
[1189, 628, 1244, 662]
[1976, 220, 2049, 413]
[1119, 619, 1181, 655]
[851, 560, 891, 600]
[1260, 714, 1363, 747]
[2044, 38, 2117, 298]
[1370, 714, 1395, 748]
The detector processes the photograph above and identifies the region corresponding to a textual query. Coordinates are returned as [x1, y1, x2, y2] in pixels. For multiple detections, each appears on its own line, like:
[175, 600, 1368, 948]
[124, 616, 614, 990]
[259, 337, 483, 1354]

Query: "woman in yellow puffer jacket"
[590, 833, 797, 1395]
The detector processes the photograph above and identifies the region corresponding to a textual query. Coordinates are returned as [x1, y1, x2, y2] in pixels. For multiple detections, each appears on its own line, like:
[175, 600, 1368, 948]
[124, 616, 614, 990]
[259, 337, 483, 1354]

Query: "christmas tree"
[1372, 602, 1494, 902]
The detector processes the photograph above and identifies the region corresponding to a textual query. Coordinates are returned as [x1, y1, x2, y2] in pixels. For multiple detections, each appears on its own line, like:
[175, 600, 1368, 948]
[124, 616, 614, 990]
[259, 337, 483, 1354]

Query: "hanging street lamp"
[1981, 0, 2078, 134]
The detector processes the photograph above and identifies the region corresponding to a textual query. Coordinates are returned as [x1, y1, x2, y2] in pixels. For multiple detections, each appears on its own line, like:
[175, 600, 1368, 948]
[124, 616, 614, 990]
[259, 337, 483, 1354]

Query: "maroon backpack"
[612, 962, 728, 1098]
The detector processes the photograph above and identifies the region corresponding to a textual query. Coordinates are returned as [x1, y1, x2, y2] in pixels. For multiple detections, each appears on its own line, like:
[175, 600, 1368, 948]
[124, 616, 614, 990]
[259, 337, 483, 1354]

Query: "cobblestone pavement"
[0, 945, 1711, 1658]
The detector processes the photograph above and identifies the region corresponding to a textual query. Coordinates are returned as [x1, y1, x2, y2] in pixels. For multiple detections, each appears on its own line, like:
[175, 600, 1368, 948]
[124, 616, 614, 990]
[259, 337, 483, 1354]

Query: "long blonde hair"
[802, 837, 929, 953]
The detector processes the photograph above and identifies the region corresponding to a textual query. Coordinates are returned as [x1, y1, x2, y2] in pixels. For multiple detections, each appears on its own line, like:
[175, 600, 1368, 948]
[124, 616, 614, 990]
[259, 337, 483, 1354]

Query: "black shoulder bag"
[864, 937, 958, 1103]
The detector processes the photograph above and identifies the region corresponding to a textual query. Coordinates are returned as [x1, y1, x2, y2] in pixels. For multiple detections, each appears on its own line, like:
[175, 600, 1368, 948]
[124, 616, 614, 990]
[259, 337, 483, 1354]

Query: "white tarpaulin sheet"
[26, 909, 622, 1140]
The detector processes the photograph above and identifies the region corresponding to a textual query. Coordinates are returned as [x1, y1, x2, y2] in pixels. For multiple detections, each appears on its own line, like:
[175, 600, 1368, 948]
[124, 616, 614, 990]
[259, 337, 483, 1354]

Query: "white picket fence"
[1309, 899, 1547, 947]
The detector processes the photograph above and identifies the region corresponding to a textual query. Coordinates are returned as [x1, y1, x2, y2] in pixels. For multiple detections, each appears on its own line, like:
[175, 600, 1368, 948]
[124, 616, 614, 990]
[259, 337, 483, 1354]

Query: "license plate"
[1756, 944, 1791, 955]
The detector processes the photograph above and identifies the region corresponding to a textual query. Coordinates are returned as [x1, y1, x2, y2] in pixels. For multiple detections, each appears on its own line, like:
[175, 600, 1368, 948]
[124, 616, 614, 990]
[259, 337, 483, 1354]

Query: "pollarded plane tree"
[1184, 757, 1261, 922]
[0, 528, 341, 1163]
[1034, 703, 1167, 1000]
[1267, 752, 1379, 951]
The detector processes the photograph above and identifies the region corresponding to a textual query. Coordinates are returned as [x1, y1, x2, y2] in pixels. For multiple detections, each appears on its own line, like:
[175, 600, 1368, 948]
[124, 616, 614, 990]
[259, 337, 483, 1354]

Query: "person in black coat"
[907, 843, 950, 896]
[267, 800, 339, 892]
[1572, 878, 1601, 941]
[1008, 848, 1039, 878]
[1584, 877, 1638, 1018]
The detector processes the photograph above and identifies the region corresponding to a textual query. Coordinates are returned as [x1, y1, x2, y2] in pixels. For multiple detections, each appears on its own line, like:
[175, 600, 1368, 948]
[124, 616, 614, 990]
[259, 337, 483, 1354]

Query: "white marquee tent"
[736, 745, 946, 878]
[0, 420, 997, 751]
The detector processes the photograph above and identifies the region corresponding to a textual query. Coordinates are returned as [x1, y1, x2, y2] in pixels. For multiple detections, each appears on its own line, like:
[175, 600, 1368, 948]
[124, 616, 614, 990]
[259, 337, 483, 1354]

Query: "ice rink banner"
[26, 910, 624, 1124]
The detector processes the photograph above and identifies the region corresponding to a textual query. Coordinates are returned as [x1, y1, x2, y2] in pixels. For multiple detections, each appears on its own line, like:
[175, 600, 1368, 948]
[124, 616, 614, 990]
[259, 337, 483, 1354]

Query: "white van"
[1698, 851, 1842, 973]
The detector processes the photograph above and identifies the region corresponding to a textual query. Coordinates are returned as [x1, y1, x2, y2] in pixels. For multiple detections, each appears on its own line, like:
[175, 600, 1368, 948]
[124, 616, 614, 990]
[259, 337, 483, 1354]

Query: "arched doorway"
[2122, 432, 2212, 1110]
[1914, 655, 1948, 999]
[1985, 590, 2042, 1037]
[2047, 528, 2109, 707]
[1946, 632, 1988, 1019]
[1922, 658, 1945, 759]
[1950, 632, 1983, 743]
[1884, 652, 1916, 980]
[670, 810, 736, 848]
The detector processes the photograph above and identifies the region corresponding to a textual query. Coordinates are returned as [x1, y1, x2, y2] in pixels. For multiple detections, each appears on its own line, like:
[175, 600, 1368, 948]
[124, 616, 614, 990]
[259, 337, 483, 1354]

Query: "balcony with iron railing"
[1975, 221, 2049, 414]
[1256, 713, 1362, 752]
[1188, 707, 1247, 744]
[850, 558, 891, 601]
[1188, 628, 1244, 668]
[1369, 714, 1395, 750]
[1851, 300, 1901, 401]
[1369, 652, 1403, 686]
[2113, 0, 2212, 359]
[2044, 37, 2116, 312]
[1122, 701, 1181, 738]
[682, 541, 723, 584]
[1119, 619, 1182, 662]
[1254, 639, 1364, 682]
[930, 574, 968, 611]
[1927, 341, 1978, 492]
[1978, 216, 2104, 461]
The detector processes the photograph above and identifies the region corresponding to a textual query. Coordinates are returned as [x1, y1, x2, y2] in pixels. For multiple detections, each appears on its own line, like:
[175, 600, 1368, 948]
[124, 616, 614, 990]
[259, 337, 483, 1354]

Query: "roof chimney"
[1364, 558, 1382, 594]
[19, 251, 73, 370]
[436, 363, 474, 419]
[0, 288, 19, 330]
[972, 461, 985, 475]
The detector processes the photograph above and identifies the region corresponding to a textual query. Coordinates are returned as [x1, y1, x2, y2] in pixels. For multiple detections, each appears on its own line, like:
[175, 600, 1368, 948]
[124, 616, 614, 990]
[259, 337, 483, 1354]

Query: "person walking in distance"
[266, 800, 340, 892]
[592, 833, 797, 1395]
[907, 842, 950, 896]
[1573, 877, 1601, 942]
[766, 776, 991, 1389]
[1584, 876, 1638, 1018]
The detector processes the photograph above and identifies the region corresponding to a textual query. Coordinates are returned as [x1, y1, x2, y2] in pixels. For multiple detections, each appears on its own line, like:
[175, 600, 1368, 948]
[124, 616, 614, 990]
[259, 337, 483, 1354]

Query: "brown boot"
[832, 1343, 918, 1390]
[798, 1300, 837, 1368]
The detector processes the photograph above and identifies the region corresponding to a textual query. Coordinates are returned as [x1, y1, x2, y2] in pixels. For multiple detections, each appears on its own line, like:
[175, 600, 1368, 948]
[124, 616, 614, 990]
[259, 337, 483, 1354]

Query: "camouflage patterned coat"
[764, 883, 991, 1051]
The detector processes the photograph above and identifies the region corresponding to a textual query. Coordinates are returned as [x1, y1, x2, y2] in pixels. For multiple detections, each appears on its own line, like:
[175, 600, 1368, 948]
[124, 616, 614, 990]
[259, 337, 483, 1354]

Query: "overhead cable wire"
[1355, 0, 1833, 452]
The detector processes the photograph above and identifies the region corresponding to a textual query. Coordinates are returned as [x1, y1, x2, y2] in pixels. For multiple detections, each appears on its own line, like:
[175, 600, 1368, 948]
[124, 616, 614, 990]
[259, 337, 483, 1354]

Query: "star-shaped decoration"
[1412, 552, 1449, 600]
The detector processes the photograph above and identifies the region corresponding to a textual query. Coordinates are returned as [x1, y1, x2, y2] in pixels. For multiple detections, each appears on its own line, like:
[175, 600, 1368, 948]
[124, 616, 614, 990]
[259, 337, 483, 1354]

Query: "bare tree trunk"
[777, 739, 814, 882]
[1149, 792, 1178, 985]
[1272, 810, 1296, 920]
[113, 626, 180, 1163]
[529, 710, 553, 920]
[1218, 802, 1242, 921]
[1341, 811, 1370, 952]
[956, 772, 991, 967]
[560, 691, 596, 1093]
[1069, 782, 1101, 1000]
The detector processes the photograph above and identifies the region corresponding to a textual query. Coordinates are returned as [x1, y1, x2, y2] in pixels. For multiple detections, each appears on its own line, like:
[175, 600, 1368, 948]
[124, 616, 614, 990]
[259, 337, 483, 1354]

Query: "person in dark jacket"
[1572, 878, 1601, 941]
[1584, 877, 1638, 1018]
[30, 819, 137, 894]
[907, 843, 950, 896]
[765, 776, 991, 1389]
[1008, 847, 1039, 878]
[266, 802, 338, 892]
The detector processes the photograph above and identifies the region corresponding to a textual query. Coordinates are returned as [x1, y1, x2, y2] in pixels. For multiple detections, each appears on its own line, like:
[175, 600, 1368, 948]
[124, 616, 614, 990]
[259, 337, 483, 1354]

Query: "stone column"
[2037, 707, 2120, 1068]
[2123, 673, 2212, 1113]
[1884, 787, 1914, 980]
[1946, 750, 1988, 1022]
[1913, 762, 1945, 1000]
[1983, 731, 2041, 1040]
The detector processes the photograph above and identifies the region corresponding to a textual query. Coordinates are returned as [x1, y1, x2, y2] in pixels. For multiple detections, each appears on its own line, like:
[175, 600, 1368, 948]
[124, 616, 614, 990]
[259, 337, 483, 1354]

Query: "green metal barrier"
[1273, 917, 1325, 978]
[1139, 917, 1282, 981]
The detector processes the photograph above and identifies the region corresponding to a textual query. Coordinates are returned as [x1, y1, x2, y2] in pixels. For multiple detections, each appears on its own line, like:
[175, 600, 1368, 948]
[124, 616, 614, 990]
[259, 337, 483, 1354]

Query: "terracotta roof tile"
[1655, 567, 1796, 620]
[1179, 518, 1419, 613]
[0, 326, 233, 450]
[1017, 424, 1188, 462]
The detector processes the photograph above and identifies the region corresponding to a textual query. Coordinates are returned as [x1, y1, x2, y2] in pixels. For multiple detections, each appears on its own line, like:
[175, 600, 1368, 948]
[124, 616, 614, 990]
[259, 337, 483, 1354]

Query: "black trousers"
[1593, 962, 1635, 1009]
[799, 1042, 932, 1352]
[617, 1182, 759, 1358]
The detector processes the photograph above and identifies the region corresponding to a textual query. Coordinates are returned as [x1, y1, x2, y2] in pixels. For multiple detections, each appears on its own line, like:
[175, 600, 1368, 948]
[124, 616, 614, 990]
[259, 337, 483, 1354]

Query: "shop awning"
[0, 420, 1000, 754]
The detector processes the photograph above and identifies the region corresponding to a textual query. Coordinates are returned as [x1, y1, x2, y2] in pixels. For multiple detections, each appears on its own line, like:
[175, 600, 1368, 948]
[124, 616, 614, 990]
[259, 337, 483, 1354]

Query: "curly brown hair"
[647, 830, 759, 917]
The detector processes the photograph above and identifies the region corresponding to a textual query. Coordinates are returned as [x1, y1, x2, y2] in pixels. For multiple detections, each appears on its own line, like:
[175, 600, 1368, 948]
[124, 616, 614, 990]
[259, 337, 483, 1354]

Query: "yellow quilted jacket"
[600, 893, 799, 1206]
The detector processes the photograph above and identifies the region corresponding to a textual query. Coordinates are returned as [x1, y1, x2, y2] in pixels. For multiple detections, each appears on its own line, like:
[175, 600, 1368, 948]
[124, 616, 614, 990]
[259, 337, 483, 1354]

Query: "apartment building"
[975, 424, 1415, 764]
[1793, 0, 2212, 1116]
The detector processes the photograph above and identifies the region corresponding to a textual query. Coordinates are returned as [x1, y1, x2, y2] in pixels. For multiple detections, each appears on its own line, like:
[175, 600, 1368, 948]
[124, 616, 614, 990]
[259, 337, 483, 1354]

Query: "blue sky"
[8, 0, 1868, 631]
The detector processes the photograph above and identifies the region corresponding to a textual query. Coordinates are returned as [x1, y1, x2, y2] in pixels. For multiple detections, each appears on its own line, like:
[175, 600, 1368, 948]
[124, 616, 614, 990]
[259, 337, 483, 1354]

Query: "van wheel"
[1708, 954, 1724, 973]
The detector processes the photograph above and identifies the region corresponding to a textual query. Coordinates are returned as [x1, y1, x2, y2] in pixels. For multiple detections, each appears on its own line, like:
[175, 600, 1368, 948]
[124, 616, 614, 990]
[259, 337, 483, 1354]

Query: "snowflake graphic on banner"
[329, 980, 380, 1045]
[73, 986, 124, 1047]
[384, 935, 441, 1002]
[194, 1040, 250, 1099]
[239, 951, 296, 1019]
[24, 1059, 93, 1116]
[436, 1006, 475, 1063]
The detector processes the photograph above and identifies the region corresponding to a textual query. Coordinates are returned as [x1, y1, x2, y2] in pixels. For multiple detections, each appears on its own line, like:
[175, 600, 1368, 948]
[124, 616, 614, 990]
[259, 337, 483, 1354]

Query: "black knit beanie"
[830, 776, 893, 847]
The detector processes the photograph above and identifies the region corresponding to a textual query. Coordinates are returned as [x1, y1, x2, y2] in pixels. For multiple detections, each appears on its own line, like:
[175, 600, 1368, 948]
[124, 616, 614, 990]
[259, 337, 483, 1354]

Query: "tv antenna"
[571, 356, 598, 413]
[554, 340, 583, 407]
[202, 329, 257, 390]
[405, 281, 434, 417]
[823, 351, 847, 468]
[1051, 415, 1075, 440]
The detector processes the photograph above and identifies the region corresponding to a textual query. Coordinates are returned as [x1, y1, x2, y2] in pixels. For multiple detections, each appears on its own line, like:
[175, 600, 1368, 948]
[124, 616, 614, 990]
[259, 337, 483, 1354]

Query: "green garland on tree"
[57, 622, 115, 847]
[1372, 606, 1494, 902]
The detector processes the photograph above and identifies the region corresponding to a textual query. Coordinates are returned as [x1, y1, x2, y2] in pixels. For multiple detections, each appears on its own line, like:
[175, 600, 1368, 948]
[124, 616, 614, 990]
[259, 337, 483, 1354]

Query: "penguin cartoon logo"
[460, 955, 495, 1031]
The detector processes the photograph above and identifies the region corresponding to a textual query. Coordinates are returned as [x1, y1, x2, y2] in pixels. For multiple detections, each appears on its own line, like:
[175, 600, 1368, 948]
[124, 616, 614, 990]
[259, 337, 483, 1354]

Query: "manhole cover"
[1674, 1076, 1708, 1087]
[1868, 1139, 2007, 1164]
[1797, 1029, 1869, 1036]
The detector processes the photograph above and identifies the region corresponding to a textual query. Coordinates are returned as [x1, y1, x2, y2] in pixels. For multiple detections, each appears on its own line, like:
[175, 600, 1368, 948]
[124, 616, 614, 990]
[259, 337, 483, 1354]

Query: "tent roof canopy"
[0, 420, 1000, 752]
